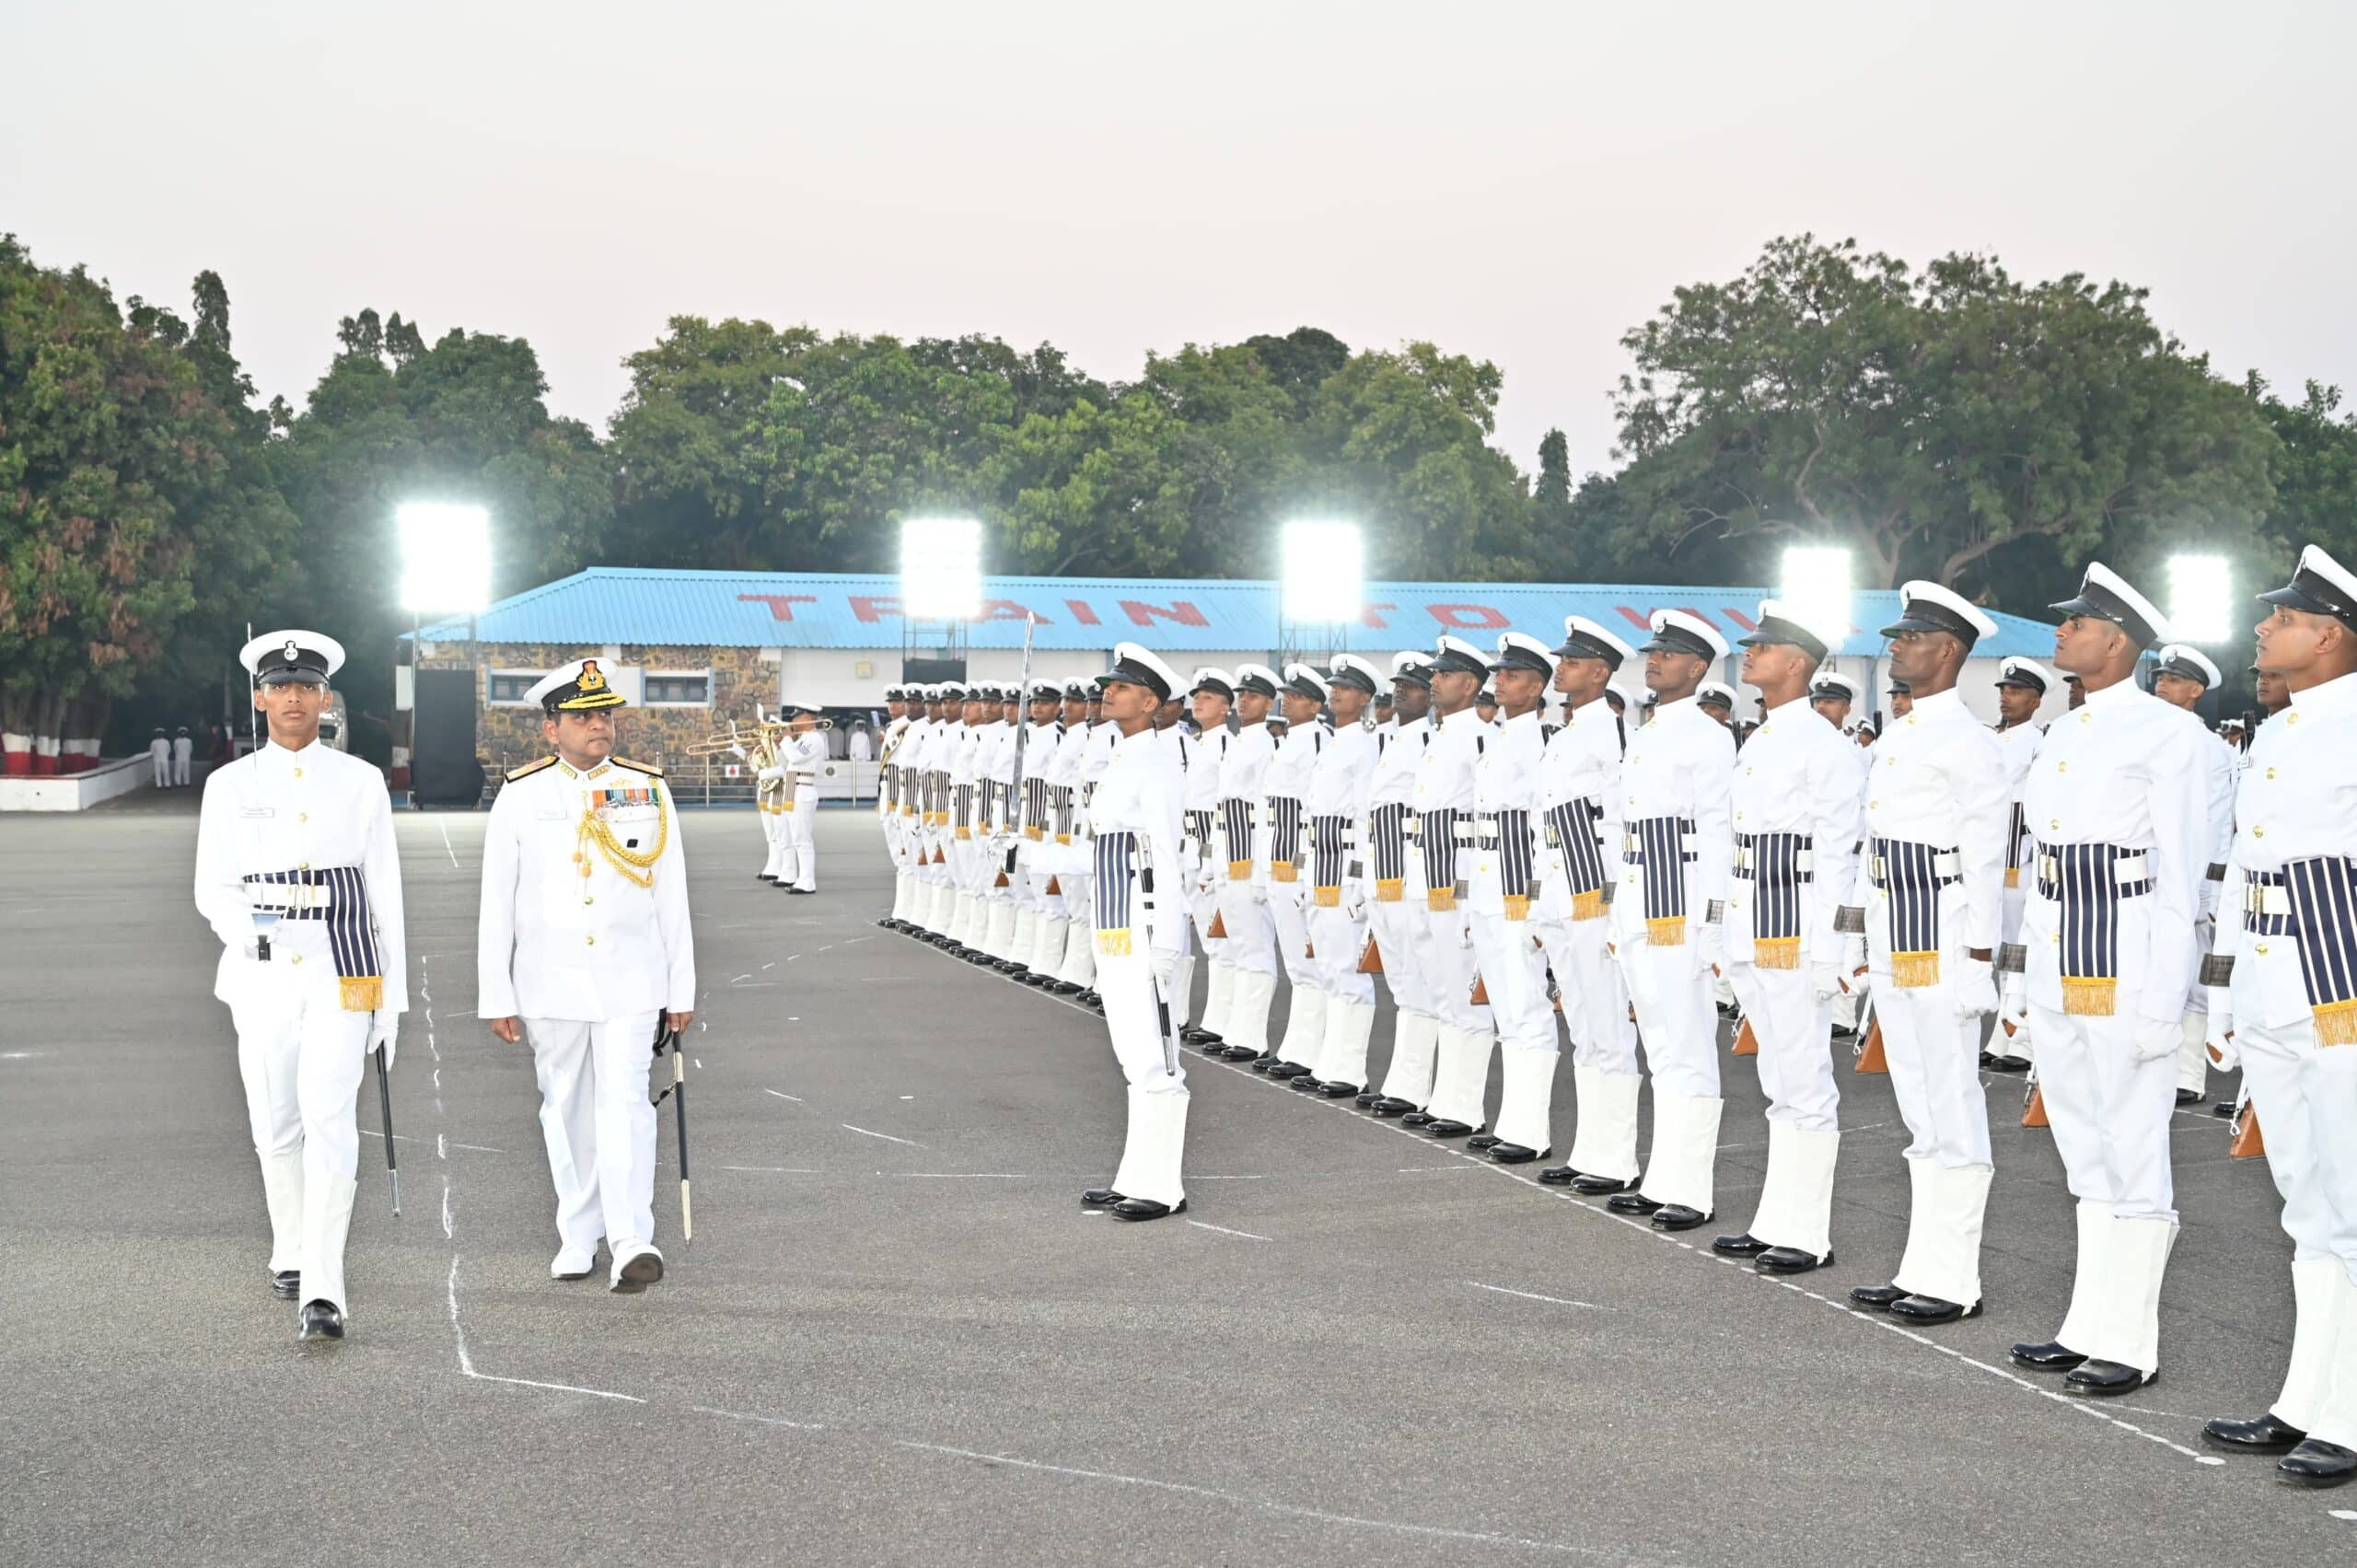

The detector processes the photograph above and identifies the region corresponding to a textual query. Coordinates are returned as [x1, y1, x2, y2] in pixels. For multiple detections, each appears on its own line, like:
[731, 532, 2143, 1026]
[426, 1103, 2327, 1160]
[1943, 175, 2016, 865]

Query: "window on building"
[487, 671, 539, 705]
[644, 672, 712, 706]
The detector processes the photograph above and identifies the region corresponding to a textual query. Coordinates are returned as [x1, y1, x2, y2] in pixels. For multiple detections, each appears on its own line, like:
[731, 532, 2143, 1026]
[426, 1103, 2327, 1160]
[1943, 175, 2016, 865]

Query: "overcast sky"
[6, 2, 2350, 477]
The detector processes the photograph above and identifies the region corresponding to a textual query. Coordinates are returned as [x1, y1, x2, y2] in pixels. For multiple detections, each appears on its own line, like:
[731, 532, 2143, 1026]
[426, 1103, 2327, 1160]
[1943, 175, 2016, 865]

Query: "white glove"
[1150, 946, 1183, 997]
[1696, 918, 1725, 978]
[1810, 954, 1845, 1002]
[368, 1013, 398, 1068]
[2204, 988, 2238, 1073]
[2133, 1015, 2180, 1063]
[1953, 957, 1999, 1020]
[1840, 934, 1869, 993]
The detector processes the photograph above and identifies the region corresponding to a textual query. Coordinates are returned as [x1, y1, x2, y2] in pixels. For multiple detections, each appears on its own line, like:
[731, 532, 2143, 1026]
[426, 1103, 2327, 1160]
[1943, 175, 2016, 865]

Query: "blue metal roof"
[415, 568, 2059, 659]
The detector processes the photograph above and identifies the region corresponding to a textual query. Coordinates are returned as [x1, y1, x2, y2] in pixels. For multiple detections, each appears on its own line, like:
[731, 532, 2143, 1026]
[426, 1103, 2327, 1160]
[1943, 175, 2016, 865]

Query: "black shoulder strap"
[1542, 723, 1561, 743]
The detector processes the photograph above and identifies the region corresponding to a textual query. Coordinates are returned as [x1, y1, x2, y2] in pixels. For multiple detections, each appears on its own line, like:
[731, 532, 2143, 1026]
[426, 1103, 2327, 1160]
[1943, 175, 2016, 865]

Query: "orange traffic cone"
[1469, 974, 1490, 1005]
[1206, 910, 1227, 939]
[1358, 935, 1384, 974]
[2232, 1104, 2266, 1159]
[2023, 1085, 2049, 1129]
[1304, 941, 1315, 960]
[993, 868, 1010, 889]
[1731, 1016, 1759, 1056]
[1854, 1019, 1887, 1074]
[1044, 876, 1061, 896]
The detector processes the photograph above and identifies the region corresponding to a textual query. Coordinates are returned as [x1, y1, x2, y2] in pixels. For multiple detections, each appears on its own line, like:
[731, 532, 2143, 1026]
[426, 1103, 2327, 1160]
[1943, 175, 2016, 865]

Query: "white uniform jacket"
[1089, 725, 1192, 959]
[1534, 697, 1625, 923]
[1609, 695, 1736, 959]
[1723, 701, 1863, 970]
[2222, 672, 2357, 1037]
[1852, 687, 2008, 981]
[1467, 709, 1548, 918]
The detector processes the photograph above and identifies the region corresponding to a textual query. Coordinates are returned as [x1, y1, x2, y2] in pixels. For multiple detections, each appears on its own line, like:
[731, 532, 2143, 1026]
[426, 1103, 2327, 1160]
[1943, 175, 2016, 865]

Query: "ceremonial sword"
[653, 1024, 692, 1244]
[374, 1040, 401, 1215]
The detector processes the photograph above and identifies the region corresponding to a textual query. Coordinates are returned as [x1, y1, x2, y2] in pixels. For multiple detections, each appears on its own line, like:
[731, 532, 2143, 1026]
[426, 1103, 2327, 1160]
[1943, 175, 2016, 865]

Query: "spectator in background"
[847, 721, 875, 762]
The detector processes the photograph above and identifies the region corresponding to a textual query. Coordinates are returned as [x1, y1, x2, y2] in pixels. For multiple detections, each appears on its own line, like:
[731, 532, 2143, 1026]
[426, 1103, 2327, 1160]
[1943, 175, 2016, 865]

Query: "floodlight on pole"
[1281, 520, 1364, 625]
[1779, 545, 1854, 652]
[2167, 553, 2233, 644]
[397, 502, 493, 615]
[900, 517, 983, 621]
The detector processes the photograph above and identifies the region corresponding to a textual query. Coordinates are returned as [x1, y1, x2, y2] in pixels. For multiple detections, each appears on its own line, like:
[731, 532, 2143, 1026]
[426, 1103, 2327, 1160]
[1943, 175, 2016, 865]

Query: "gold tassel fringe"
[1270, 863, 1298, 884]
[1752, 935, 1801, 971]
[2315, 999, 2357, 1047]
[1427, 889, 1457, 912]
[1572, 889, 1605, 923]
[340, 975, 384, 1012]
[2003, 867, 2020, 889]
[1503, 895, 1529, 922]
[1096, 928, 1133, 957]
[2061, 976, 2118, 1016]
[1228, 860, 1253, 881]
[1376, 878, 1403, 904]
[1892, 951, 1941, 989]
[1646, 916, 1685, 947]
[1313, 886, 1341, 908]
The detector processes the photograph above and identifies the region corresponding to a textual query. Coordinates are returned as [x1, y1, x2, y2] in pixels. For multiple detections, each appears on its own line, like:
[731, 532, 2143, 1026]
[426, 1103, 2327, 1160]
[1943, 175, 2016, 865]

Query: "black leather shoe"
[1977, 1049, 1996, 1069]
[1757, 1247, 1831, 1274]
[1109, 1197, 1187, 1222]
[1047, 981, 1083, 995]
[1712, 1232, 1770, 1258]
[1078, 991, 1102, 1008]
[1890, 1294, 1981, 1324]
[1266, 1062, 1312, 1079]
[2212, 1099, 2236, 1118]
[1489, 1143, 1540, 1164]
[1424, 1120, 1475, 1139]
[2065, 1359, 2152, 1396]
[1986, 1055, 2030, 1074]
[1182, 1027, 1221, 1045]
[2278, 1438, 2357, 1487]
[297, 1300, 344, 1341]
[1468, 1133, 1501, 1152]
[1400, 1110, 1435, 1128]
[1572, 1173, 1639, 1196]
[2010, 1340, 2088, 1373]
[1081, 1188, 1123, 1208]
[1216, 1044, 1260, 1061]
[2201, 1412, 2306, 1455]
[1538, 1165, 1582, 1185]
[1195, 1037, 1227, 1054]
[1849, 1283, 1906, 1311]
[2175, 1087, 2201, 1106]
[1353, 1090, 1381, 1108]
[1320, 1082, 1362, 1098]
[1249, 1052, 1282, 1073]
[1370, 1098, 1414, 1118]
[1652, 1204, 1711, 1232]
[1608, 1191, 1664, 1214]
[271, 1270, 300, 1300]
[1286, 1074, 1325, 1091]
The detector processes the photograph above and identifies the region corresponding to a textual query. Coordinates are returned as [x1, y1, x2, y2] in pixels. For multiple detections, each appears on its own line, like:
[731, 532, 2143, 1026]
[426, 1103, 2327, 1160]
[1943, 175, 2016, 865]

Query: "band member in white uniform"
[1009, 681, 1065, 981]
[1260, 666, 1333, 1079]
[1406, 636, 1498, 1139]
[774, 706, 826, 894]
[1034, 681, 1091, 988]
[1708, 602, 1864, 1273]
[1846, 583, 2006, 1326]
[478, 657, 696, 1293]
[1299, 654, 1385, 1098]
[1464, 632, 1560, 1160]
[1606, 611, 1736, 1231]
[2009, 565, 2208, 1396]
[1533, 618, 1641, 1192]
[1988, 656, 2052, 1073]
[1077, 645, 1194, 1221]
[2147, 643, 2238, 1104]
[1209, 667, 1283, 1061]
[1178, 670, 1237, 1046]
[1364, 654, 1441, 1116]
[194, 630, 405, 1341]
[2200, 545, 2357, 1485]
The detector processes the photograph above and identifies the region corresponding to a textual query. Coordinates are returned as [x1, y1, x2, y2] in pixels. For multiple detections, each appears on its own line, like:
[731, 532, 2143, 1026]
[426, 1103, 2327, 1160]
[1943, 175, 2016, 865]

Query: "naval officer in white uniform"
[478, 657, 696, 1292]
[193, 630, 406, 1341]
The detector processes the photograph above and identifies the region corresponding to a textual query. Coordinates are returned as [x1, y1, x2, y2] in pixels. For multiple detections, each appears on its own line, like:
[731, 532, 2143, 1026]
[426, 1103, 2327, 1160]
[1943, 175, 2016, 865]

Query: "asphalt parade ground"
[6, 800, 2355, 1565]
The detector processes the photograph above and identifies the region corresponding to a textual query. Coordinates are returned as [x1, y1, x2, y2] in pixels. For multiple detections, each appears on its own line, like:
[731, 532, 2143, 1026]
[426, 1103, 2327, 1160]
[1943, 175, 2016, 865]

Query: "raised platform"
[0, 753, 155, 812]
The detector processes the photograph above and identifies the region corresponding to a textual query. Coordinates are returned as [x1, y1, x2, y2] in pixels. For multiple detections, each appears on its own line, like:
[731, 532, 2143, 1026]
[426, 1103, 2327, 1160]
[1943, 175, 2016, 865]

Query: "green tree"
[272, 317, 613, 735]
[2247, 375, 2357, 580]
[0, 238, 296, 765]
[1605, 235, 2278, 610]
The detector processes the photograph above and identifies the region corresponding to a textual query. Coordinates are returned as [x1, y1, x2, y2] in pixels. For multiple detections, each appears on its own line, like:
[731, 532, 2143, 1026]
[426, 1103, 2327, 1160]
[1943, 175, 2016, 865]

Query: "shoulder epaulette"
[1542, 723, 1562, 743]
[612, 756, 666, 778]
[506, 755, 558, 782]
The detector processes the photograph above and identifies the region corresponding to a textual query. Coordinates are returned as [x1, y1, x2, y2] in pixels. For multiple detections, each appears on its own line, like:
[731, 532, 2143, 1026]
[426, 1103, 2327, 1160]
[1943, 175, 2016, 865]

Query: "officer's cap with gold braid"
[528, 657, 628, 713]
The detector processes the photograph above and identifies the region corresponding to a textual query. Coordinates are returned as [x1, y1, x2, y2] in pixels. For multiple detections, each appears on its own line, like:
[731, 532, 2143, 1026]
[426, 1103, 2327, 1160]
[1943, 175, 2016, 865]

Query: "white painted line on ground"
[695, 1403, 824, 1431]
[360, 1130, 416, 1143]
[0, 1051, 44, 1060]
[441, 1176, 453, 1239]
[1469, 1281, 1608, 1311]
[841, 1123, 923, 1147]
[449, 1143, 508, 1156]
[446, 1256, 644, 1403]
[722, 1165, 824, 1174]
[761, 961, 776, 970]
[436, 1132, 447, 1161]
[1395, 1165, 1479, 1173]
[435, 817, 459, 867]
[1184, 1219, 1271, 1242]
[763, 1088, 804, 1103]
[730, 973, 754, 984]
[2329, 1507, 2357, 1521]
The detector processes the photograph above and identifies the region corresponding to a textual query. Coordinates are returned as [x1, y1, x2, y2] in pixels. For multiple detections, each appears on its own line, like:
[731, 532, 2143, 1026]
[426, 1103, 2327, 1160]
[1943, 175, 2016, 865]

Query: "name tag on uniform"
[240, 807, 276, 819]
[534, 805, 569, 820]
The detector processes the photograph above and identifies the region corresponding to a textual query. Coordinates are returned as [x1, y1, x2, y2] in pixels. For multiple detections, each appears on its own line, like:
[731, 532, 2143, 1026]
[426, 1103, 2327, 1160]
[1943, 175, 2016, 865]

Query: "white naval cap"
[1736, 598, 1832, 665]
[1642, 609, 1731, 662]
[1233, 663, 1281, 698]
[1697, 680, 1737, 709]
[1995, 656, 2055, 694]
[1554, 615, 1635, 670]
[1189, 666, 1237, 700]
[2154, 644, 2222, 689]
[2050, 562, 2169, 649]
[1809, 671, 1863, 704]
[1883, 580, 2000, 648]
[242, 629, 345, 685]
[526, 656, 627, 712]
[1389, 649, 1434, 688]
[1431, 634, 1492, 678]
[1281, 662, 1332, 701]
[2260, 542, 2357, 630]
[1329, 652, 1385, 694]
[1492, 631, 1555, 676]
[1100, 643, 1182, 702]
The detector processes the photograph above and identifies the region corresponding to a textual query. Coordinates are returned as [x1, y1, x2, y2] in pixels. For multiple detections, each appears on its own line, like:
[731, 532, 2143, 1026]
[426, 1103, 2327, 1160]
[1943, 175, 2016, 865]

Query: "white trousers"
[1616, 938, 1718, 1102]
[1727, 962, 1839, 1132]
[1535, 914, 1638, 1075]
[152, 751, 170, 787]
[1875, 977, 1992, 1170]
[172, 754, 191, 786]
[1306, 900, 1374, 1005]
[2028, 1005, 2178, 1223]
[526, 1012, 661, 1254]
[1217, 877, 1278, 977]
[777, 784, 817, 890]
[1096, 936, 1189, 1207]
[230, 967, 369, 1312]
